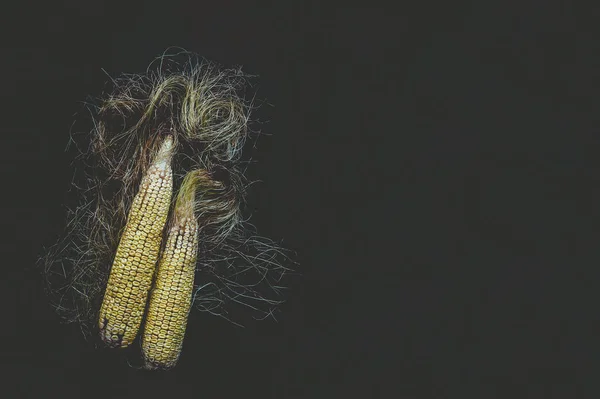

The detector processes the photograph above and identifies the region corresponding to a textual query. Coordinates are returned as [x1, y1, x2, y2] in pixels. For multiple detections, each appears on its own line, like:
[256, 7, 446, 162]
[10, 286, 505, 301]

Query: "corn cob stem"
[98, 136, 174, 347]
[141, 170, 219, 369]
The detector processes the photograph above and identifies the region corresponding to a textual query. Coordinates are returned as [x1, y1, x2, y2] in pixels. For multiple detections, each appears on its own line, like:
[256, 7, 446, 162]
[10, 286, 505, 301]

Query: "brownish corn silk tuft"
[98, 136, 174, 347]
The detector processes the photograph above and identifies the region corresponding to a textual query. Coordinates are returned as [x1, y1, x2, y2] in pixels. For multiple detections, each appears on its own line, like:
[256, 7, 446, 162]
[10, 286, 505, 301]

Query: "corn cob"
[141, 170, 221, 369]
[98, 136, 174, 348]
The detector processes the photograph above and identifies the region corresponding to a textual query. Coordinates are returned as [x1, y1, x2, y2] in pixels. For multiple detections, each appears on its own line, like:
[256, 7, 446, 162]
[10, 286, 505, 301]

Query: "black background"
[1, 1, 598, 397]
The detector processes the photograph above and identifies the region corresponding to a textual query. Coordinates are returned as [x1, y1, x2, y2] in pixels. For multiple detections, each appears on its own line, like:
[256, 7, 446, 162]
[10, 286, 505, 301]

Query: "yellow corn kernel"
[141, 170, 214, 369]
[98, 136, 174, 348]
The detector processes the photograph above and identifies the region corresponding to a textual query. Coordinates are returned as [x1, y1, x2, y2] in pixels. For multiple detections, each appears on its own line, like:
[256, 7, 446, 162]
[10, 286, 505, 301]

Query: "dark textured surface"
[1, 0, 598, 397]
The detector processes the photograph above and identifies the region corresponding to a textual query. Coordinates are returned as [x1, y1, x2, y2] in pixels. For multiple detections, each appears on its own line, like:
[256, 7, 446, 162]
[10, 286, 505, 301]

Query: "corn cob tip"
[154, 135, 174, 171]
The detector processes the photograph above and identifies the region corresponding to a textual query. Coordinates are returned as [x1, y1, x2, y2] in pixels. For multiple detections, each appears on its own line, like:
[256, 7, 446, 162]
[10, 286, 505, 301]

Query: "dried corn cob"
[98, 136, 174, 348]
[141, 170, 221, 369]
